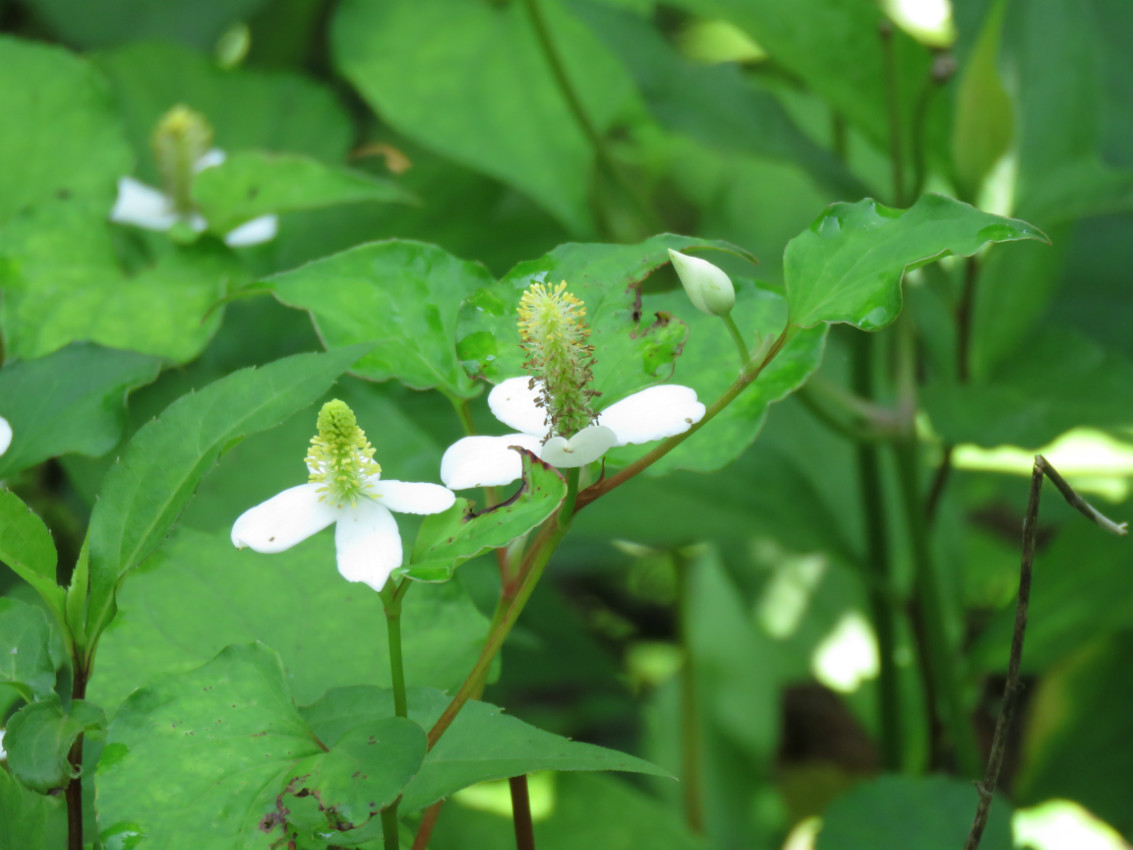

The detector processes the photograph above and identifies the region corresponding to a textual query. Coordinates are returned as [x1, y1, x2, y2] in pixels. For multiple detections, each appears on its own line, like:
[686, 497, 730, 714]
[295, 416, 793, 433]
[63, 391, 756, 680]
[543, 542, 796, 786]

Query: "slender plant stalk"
[926, 258, 982, 523]
[520, 0, 664, 234]
[722, 314, 750, 370]
[411, 801, 445, 850]
[65, 662, 89, 850]
[509, 775, 536, 850]
[879, 21, 906, 207]
[849, 333, 903, 771]
[380, 580, 412, 850]
[964, 456, 1126, 850]
[675, 551, 704, 833]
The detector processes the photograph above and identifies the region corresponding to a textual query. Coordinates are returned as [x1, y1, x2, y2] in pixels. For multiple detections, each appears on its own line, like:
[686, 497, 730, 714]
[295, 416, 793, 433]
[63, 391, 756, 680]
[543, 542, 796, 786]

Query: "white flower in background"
[667, 248, 735, 317]
[231, 400, 455, 591]
[440, 281, 705, 490]
[0, 415, 10, 456]
[111, 104, 277, 247]
[0, 728, 6, 761]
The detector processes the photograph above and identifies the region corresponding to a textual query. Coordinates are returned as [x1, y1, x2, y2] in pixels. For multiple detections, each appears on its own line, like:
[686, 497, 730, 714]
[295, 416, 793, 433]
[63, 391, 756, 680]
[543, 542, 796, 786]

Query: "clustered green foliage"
[1, 1, 1132, 849]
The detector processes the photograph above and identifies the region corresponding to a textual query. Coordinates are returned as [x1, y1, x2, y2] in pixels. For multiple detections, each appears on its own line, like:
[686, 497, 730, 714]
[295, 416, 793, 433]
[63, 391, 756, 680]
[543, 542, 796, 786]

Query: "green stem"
[379, 580, 410, 850]
[722, 313, 750, 370]
[893, 437, 980, 776]
[520, 0, 664, 234]
[675, 551, 704, 833]
[849, 334, 903, 772]
[427, 469, 581, 749]
[451, 395, 478, 437]
[65, 661, 89, 850]
[879, 21, 906, 206]
[509, 775, 536, 850]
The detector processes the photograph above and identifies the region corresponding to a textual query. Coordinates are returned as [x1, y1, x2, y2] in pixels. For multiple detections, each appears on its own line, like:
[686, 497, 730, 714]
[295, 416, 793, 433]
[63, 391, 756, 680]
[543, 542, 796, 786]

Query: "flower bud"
[667, 249, 736, 317]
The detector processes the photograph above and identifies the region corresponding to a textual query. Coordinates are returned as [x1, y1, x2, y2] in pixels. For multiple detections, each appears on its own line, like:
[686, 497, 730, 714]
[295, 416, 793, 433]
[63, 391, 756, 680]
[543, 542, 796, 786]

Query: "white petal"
[370, 480, 455, 515]
[540, 425, 617, 468]
[224, 215, 278, 247]
[110, 177, 179, 231]
[334, 499, 402, 591]
[0, 416, 11, 455]
[488, 377, 549, 437]
[597, 385, 706, 445]
[194, 148, 227, 172]
[440, 433, 542, 489]
[231, 483, 338, 553]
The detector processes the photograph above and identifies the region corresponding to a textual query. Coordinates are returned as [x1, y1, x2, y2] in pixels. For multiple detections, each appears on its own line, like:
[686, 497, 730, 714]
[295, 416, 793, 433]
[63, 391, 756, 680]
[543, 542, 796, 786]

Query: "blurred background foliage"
[1, 0, 1131, 848]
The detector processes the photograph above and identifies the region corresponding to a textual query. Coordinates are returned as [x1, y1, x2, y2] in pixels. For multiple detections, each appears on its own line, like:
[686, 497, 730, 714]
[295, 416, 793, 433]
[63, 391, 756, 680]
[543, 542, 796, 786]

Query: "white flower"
[232, 400, 455, 591]
[0, 415, 10, 456]
[440, 377, 706, 489]
[111, 148, 278, 248]
[0, 728, 6, 761]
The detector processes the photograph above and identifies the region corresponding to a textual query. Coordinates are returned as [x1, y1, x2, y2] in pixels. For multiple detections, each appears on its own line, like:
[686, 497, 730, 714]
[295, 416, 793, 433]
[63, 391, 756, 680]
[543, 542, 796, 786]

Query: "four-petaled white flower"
[232, 400, 455, 591]
[440, 377, 706, 489]
[111, 148, 278, 248]
[0, 415, 11, 456]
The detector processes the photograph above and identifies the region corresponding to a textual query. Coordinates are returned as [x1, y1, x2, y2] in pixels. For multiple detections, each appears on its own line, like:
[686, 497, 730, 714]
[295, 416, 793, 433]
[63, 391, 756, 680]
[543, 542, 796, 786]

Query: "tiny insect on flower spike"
[667, 249, 736, 317]
[232, 399, 455, 591]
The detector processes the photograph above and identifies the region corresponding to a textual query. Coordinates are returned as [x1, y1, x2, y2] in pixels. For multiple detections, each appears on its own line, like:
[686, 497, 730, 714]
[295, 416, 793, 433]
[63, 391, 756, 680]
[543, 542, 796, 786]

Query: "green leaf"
[0, 598, 61, 703]
[0, 36, 132, 223]
[84, 345, 366, 649]
[816, 775, 1013, 850]
[571, 2, 867, 201]
[97, 643, 421, 850]
[0, 490, 63, 618]
[21, 0, 271, 50]
[784, 194, 1048, 330]
[281, 718, 426, 842]
[266, 239, 493, 397]
[0, 343, 160, 478]
[88, 526, 490, 712]
[5, 698, 106, 794]
[663, 0, 931, 148]
[0, 199, 240, 362]
[193, 151, 417, 232]
[606, 280, 827, 474]
[924, 327, 1133, 448]
[0, 767, 67, 849]
[458, 234, 749, 404]
[409, 450, 567, 579]
[332, 0, 636, 233]
[952, 0, 1013, 200]
[300, 686, 671, 813]
[93, 41, 353, 185]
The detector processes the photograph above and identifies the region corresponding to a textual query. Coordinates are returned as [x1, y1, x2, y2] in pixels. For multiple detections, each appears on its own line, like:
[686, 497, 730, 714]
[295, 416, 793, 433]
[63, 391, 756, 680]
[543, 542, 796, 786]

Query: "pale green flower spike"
[306, 399, 382, 507]
[151, 105, 214, 215]
[232, 400, 455, 591]
[667, 248, 736, 317]
[517, 281, 600, 439]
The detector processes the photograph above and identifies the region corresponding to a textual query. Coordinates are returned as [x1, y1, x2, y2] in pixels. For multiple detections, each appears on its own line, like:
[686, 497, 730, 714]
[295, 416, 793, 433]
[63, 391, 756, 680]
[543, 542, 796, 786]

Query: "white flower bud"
[667, 249, 736, 317]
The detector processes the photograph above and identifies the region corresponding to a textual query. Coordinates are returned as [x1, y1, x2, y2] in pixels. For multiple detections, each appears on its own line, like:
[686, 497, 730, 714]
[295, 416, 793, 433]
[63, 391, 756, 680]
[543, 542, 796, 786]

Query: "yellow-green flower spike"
[306, 400, 381, 507]
[517, 281, 599, 438]
[151, 104, 214, 215]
